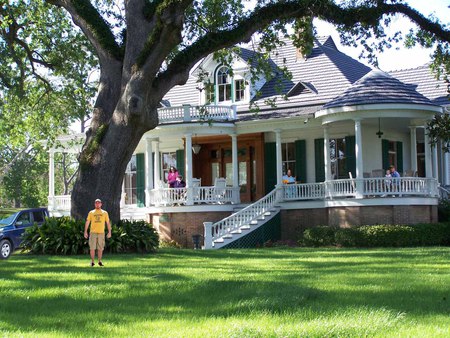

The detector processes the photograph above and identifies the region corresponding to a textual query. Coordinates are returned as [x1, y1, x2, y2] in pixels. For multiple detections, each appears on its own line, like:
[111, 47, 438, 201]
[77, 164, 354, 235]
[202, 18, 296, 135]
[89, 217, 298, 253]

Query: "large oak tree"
[1, 0, 449, 222]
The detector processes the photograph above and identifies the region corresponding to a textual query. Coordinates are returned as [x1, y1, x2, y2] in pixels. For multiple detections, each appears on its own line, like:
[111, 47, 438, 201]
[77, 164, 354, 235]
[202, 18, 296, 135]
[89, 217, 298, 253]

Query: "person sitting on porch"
[167, 166, 179, 188]
[282, 169, 296, 198]
[172, 175, 186, 188]
[389, 165, 400, 194]
[282, 169, 296, 184]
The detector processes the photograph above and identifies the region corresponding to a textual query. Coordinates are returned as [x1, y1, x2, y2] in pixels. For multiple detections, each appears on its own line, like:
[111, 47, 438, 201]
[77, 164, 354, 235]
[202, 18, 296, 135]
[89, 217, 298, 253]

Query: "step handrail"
[204, 187, 281, 249]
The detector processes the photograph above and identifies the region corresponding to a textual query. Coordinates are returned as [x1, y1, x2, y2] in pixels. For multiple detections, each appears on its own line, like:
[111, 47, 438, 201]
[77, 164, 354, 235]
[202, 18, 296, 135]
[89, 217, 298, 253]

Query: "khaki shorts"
[89, 233, 105, 251]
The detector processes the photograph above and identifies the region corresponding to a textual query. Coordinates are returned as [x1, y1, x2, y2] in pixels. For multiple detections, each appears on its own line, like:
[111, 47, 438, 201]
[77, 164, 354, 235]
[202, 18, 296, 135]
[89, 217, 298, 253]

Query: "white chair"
[192, 178, 202, 203]
[213, 177, 227, 203]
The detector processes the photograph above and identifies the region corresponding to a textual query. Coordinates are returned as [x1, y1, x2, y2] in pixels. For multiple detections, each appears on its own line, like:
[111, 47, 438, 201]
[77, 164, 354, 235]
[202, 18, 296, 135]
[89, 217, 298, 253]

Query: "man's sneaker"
[98, 261, 104, 267]
[91, 262, 95, 267]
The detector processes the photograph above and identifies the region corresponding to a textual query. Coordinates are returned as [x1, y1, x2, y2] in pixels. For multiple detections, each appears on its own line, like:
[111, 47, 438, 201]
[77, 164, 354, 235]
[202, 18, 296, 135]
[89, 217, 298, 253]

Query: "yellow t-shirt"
[87, 209, 110, 234]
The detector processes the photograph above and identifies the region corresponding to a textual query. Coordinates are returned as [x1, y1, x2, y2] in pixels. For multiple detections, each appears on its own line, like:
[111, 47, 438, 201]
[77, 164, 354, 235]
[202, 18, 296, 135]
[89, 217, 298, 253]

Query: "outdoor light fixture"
[192, 144, 201, 154]
[192, 134, 201, 154]
[376, 118, 384, 138]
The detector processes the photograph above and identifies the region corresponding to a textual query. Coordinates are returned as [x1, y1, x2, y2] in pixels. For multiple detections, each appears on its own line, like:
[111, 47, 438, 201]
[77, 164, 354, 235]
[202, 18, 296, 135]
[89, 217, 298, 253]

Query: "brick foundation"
[150, 204, 437, 248]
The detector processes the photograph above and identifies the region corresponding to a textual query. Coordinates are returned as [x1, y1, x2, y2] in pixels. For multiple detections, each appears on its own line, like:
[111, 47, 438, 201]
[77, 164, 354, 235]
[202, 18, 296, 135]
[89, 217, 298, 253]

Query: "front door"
[193, 133, 264, 203]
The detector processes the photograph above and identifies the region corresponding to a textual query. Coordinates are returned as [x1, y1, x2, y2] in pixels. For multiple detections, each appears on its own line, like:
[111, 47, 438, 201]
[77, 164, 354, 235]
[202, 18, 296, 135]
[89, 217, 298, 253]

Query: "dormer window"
[218, 66, 232, 102]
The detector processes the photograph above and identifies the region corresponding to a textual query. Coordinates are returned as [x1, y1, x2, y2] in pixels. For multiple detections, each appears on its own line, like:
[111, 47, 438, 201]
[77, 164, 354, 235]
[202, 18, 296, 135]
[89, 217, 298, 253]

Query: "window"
[213, 66, 247, 103]
[330, 138, 347, 179]
[388, 141, 397, 168]
[235, 79, 245, 101]
[282, 143, 296, 176]
[217, 66, 232, 102]
[124, 155, 137, 205]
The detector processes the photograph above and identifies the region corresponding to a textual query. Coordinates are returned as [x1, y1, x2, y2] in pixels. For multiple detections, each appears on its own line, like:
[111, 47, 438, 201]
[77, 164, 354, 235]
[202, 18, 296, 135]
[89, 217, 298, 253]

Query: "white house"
[48, 36, 449, 248]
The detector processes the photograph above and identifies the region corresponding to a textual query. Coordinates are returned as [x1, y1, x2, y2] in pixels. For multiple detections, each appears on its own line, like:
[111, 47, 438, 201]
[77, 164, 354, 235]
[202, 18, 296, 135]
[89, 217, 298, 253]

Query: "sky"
[314, 0, 450, 71]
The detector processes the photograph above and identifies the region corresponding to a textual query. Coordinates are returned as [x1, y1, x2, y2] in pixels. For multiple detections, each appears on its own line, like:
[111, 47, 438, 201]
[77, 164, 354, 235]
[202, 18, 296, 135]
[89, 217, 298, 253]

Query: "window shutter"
[314, 138, 325, 182]
[136, 153, 145, 207]
[382, 139, 389, 170]
[176, 149, 185, 177]
[295, 140, 306, 183]
[345, 136, 356, 178]
[264, 142, 277, 193]
[396, 141, 403, 174]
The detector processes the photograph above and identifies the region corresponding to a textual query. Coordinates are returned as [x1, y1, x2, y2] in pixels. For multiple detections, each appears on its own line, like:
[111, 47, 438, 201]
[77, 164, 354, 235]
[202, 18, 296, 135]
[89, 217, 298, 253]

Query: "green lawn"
[1, 247, 449, 337]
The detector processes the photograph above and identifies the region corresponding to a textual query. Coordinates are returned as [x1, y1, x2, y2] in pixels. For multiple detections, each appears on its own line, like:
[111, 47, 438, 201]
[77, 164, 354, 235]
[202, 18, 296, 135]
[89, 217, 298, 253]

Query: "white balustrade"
[283, 183, 325, 200]
[158, 105, 235, 123]
[149, 186, 239, 206]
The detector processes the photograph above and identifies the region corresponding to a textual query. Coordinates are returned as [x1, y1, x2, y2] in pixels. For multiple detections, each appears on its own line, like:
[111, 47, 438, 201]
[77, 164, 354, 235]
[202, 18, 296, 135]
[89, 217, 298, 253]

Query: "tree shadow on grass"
[0, 248, 448, 336]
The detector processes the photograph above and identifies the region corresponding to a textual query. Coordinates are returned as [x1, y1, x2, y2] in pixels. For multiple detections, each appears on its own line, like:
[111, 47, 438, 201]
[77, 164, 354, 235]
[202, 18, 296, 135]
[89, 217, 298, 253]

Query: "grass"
[0, 247, 449, 337]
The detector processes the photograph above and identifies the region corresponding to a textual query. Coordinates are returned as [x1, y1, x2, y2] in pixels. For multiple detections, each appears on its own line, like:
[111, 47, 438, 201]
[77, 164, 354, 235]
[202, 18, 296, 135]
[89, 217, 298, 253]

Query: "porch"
[48, 176, 438, 213]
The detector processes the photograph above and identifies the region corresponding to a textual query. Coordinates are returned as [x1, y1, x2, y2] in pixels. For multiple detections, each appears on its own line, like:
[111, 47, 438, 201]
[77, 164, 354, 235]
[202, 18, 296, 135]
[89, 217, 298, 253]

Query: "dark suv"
[0, 208, 49, 259]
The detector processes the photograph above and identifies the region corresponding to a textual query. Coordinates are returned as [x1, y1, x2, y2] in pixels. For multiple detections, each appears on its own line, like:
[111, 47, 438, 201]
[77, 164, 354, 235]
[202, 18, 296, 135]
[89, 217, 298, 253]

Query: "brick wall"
[150, 205, 437, 248]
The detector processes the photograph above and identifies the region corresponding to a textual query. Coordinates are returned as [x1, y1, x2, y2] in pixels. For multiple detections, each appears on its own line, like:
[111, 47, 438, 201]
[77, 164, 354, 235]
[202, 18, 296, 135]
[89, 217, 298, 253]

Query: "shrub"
[357, 225, 416, 247]
[300, 223, 450, 248]
[22, 217, 87, 255]
[107, 219, 159, 254]
[159, 239, 182, 249]
[335, 228, 364, 247]
[301, 226, 336, 247]
[22, 217, 159, 255]
[438, 199, 450, 222]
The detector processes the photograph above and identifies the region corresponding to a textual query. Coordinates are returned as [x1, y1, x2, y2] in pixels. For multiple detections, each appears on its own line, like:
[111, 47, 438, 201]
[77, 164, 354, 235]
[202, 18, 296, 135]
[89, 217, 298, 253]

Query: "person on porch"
[282, 169, 296, 198]
[389, 165, 401, 194]
[173, 175, 186, 188]
[167, 166, 179, 188]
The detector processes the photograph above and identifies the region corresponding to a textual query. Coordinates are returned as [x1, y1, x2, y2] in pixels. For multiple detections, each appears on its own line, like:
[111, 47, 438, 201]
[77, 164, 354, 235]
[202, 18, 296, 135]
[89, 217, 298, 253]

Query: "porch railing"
[158, 105, 236, 123]
[204, 187, 280, 249]
[149, 186, 240, 206]
[282, 177, 438, 200]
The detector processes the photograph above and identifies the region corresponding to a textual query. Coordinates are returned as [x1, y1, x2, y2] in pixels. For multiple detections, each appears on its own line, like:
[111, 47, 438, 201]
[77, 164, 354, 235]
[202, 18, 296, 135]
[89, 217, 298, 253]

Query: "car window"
[17, 212, 31, 225]
[33, 211, 45, 223]
[0, 212, 18, 226]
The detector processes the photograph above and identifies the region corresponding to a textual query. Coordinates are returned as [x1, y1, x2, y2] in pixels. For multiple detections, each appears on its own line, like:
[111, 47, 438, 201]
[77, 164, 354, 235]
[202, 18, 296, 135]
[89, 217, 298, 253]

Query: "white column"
[433, 144, 439, 180]
[324, 126, 331, 181]
[409, 126, 418, 173]
[424, 129, 432, 178]
[444, 152, 450, 186]
[275, 129, 283, 186]
[145, 138, 154, 206]
[153, 139, 161, 186]
[120, 181, 126, 207]
[231, 133, 239, 204]
[48, 150, 55, 210]
[185, 133, 194, 205]
[354, 119, 363, 179]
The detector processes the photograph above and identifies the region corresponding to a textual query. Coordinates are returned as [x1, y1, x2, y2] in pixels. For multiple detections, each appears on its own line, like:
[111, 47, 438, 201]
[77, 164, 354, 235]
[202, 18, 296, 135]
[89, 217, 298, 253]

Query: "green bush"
[108, 219, 159, 254]
[301, 226, 336, 247]
[22, 217, 159, 255]
[438, 199, 450, 222]
[357, 225, 416, 247]
[335, 228, 364, 247]
[301, 223, 450, 248]
[22, 217, 87, 255]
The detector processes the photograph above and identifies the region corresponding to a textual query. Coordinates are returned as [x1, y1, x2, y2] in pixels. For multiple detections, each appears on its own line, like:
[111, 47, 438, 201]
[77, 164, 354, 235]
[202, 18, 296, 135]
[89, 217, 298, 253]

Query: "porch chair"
[403, 169, 417, 177]
[371, 169, 384, 177]
[213, 177, 227, 203]
[192, 178, 202, 203]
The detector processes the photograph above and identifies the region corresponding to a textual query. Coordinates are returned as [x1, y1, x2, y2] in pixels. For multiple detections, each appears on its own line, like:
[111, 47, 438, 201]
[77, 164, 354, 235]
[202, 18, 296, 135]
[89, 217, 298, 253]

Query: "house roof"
[323, 69, 435, 109]
[252, 36, 372, 108]
[389, 65, 449, 107]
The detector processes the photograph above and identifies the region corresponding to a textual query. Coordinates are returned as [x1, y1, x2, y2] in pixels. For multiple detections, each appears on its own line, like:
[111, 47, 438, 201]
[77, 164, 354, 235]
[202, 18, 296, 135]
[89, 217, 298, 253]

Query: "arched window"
[217, 66, 232, 102]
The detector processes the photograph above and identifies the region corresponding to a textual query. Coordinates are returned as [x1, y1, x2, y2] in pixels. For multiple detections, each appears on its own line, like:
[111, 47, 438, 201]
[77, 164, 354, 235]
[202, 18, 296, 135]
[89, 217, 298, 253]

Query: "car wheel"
[0, 239, 12, 259]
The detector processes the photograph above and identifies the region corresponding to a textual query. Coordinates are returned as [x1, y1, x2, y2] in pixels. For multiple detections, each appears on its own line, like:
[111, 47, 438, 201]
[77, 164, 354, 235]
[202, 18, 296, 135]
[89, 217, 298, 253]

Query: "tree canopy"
[1, 0, 449, 220]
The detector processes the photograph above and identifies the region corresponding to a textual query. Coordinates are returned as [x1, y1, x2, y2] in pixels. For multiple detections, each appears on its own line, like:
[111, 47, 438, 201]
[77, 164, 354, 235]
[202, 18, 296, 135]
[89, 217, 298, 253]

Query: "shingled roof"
[389, 65, 449, 106]
[323, 69, 435, 109]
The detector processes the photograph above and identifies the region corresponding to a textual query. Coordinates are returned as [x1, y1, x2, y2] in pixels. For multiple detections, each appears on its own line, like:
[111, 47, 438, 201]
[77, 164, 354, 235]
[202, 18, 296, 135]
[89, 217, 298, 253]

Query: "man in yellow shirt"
[84, 199, 112, 267]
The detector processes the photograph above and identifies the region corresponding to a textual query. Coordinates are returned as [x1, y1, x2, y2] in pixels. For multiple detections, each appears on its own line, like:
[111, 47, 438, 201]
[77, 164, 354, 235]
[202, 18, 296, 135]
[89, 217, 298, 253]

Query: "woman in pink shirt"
[167, 166, 179, 187]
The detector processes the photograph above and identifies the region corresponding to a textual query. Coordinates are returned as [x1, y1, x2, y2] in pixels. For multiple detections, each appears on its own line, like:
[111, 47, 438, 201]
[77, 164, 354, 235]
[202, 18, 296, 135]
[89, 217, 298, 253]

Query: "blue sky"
[315, 0, 450, 71]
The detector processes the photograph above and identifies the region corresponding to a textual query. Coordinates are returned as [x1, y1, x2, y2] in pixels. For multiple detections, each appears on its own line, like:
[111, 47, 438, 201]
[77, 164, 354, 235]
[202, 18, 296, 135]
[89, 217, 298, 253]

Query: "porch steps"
[211, 206, 281, 249]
